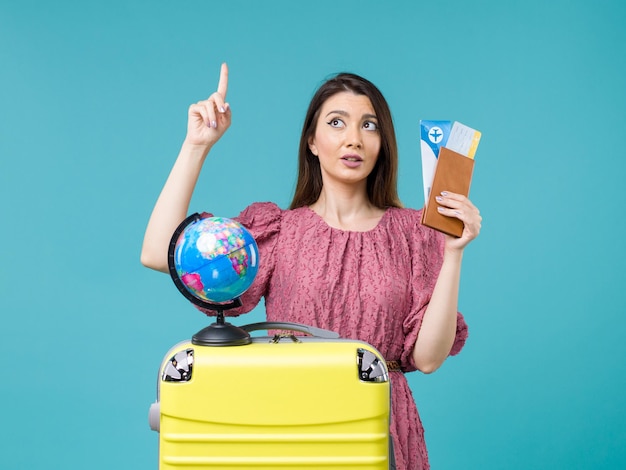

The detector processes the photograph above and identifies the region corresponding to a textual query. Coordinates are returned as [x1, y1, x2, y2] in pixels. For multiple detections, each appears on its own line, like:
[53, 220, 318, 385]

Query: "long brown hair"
[289, 73, 403, 210]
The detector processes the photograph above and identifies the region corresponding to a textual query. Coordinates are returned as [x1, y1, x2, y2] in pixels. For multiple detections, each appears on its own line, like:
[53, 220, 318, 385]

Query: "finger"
[204, 102, 218, 128]
[209, 92, 228, 114]
[436, 202, 481, 224]
[437, 192, 478, 212]
[189, 102, 207, 127]
[437, 205, 463, 218]
[217, 62, 228, 99]
[438, 191, 467, 202]
[190, 101, 217, 128]
[435, 194, 463, 211]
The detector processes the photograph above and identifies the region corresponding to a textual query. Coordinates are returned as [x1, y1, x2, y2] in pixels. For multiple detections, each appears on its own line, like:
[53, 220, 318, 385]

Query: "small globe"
[172, 216, 259, 304]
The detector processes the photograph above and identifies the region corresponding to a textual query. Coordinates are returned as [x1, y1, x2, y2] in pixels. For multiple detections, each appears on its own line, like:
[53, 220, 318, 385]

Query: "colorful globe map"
[173, 217, 259, 303]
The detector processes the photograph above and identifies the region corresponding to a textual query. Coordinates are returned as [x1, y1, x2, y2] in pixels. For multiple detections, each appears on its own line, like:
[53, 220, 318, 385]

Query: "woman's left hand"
[435, 191, 482, 252]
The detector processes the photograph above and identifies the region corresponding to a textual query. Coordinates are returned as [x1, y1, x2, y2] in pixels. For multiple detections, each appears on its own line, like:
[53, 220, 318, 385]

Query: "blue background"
[1, 1, 625, 468]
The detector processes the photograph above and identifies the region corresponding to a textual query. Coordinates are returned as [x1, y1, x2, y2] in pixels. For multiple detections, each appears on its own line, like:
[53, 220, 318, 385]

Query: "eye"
[363, 120, 378, 131]
[327, 118, 345, 128]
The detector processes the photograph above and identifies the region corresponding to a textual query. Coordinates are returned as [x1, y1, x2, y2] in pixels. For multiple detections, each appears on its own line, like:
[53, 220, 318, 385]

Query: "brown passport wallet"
[421, 147, 475, 237]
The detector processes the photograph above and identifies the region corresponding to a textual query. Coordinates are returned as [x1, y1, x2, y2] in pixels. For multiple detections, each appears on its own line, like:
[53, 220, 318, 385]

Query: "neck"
[309, 187, 384, 231]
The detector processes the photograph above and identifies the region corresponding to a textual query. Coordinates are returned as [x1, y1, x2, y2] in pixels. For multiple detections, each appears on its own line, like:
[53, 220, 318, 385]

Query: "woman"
[141, 63, 481, 469]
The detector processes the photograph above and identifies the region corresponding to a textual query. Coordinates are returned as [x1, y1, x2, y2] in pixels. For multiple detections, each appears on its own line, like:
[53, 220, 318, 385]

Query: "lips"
[340, 154, 364, 169]
[341, 154, 363, 162]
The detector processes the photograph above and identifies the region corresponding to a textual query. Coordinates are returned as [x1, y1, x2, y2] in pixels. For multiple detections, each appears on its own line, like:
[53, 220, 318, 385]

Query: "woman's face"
[308, 91, 381, 188]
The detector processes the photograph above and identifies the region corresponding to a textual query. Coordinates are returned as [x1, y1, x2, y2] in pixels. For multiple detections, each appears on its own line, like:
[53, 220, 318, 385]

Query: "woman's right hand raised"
[184, 63, 231, 149]
[141, 63, 232, 273]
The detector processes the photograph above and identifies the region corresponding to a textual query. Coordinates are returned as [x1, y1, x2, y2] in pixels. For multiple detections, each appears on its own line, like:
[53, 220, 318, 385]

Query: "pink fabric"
[201, 202, 468, 470]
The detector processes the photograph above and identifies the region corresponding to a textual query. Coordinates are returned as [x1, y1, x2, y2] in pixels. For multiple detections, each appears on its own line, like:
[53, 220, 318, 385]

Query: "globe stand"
[190, 298, 252, 347]
[168, 213, 252, 347]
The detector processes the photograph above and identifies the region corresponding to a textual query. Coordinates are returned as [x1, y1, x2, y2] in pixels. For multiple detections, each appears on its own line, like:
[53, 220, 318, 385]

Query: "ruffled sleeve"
[196, 202, 282, 317]
[400, 212, 468, 370]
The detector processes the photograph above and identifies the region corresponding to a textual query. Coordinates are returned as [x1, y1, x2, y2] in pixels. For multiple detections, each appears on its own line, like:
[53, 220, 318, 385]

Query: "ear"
[308, 137, 318, 156]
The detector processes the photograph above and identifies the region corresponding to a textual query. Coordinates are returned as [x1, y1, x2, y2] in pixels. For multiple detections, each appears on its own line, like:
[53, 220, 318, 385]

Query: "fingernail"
[441, 191, 449, 196]
[219, 106, 225, 113]
[211, 120, 217, 128]
[437, 206, 445, 212]
[435, 196, 443, 203]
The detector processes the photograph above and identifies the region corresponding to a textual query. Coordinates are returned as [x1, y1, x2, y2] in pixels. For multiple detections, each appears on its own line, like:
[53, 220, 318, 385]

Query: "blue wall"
[1, 1, 625, 468]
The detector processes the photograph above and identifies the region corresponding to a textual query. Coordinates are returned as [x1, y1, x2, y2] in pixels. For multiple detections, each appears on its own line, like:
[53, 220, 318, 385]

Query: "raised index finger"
[217, 63, 228, 99]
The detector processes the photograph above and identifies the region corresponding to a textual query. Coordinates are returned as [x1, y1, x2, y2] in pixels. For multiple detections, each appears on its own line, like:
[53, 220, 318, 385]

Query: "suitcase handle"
[241, 321, 340, 339]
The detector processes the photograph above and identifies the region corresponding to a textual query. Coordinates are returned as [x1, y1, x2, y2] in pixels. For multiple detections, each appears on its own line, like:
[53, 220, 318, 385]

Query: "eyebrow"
[325, 110, 378, 120]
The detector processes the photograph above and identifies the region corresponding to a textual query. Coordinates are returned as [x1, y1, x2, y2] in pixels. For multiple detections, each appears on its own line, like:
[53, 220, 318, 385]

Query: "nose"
[345, 124, 362, 148]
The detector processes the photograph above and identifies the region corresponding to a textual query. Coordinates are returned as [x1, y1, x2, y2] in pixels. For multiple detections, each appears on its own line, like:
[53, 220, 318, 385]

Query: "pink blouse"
[204, 202, 468, 470]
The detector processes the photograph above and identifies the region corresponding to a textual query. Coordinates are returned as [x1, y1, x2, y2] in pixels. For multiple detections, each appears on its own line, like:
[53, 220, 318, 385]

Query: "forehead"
[319, 91, 375, 116]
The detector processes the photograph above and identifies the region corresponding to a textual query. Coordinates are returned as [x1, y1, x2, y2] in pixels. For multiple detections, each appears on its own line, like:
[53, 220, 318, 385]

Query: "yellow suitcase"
[149, 319, 393, 469]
